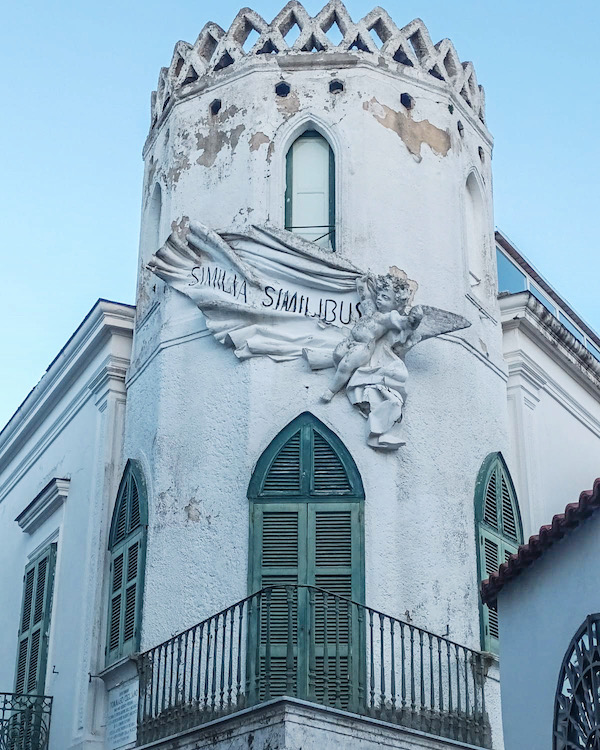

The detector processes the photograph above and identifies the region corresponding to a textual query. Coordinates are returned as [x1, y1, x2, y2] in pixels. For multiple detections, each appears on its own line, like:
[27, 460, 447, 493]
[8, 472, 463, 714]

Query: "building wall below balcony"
[138, 698, 488, 750]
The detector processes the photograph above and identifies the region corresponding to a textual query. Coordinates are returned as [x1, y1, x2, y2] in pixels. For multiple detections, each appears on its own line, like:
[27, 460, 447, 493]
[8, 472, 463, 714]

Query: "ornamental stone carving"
[149, 222, 470, 449]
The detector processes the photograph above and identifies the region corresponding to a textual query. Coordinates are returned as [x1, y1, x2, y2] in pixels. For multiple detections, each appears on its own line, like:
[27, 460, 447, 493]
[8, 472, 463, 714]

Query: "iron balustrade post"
[347, 599, 354, 712]
[410, 626, 416, 714]
[220, 611, 227, 710]
[379, 613, 386, 712]
[286, 586, 295, 696]
[308, 587, 316, 702]
[237, 602, 244, 705]
[419, 630, 425, 714]
[334, 596, 341, 708]
[203, 620, 212, 711]
[227, 607, 235, 708]
[254, 595, 262, 703]
[390, 619, 396, 712]
[323, 591, 330, 706]
[357, 605, 365, 711]
[438, 637, 443, 713]
[264, 589, 272, 701]
[368, 609, 375, 710]
[195, 622, 204, 706]
[400, 621, 406, 711]
[211, 614, 219, 713]
[429, 633, 434, 713]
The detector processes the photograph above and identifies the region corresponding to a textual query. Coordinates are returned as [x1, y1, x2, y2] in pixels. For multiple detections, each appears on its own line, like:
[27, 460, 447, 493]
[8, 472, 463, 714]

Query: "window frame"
[105, 460, 148, 666]
[474, 452, 523, 654]
[14, 543, 57, 695]
[284, 130, 336, 251]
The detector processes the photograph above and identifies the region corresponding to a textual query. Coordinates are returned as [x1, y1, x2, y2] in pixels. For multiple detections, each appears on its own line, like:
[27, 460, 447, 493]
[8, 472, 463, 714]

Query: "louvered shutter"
[479, 531, 500, 650]
[107, 464, 147, 665]
[309, 503, 358, 708]
[253, 504, 305, 698]
[312, 433, 352, 494]
[261, 430, 301, 495]
[15, 545, 56, 695]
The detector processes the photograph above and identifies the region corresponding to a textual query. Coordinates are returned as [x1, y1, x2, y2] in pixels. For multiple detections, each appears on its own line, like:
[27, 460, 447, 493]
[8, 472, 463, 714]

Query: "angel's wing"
[392, 305, 471, 357]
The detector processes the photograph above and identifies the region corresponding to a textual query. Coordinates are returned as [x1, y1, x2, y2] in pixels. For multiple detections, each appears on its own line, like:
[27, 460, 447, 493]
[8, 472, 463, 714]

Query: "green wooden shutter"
[475, 453, 523, 653]
[106, 462, 147, 665]
[253, 503, 306, 698]
[15, 544, 56, 695]
[309, 503, 358, 707]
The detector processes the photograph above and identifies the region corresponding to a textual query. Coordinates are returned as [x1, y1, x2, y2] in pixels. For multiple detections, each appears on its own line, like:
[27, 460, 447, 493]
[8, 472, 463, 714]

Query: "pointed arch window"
[248, 412, 364, 704]
[106, 460, 148, 665]
[285, 131, 336, 250]
[475, 453, 523, 654]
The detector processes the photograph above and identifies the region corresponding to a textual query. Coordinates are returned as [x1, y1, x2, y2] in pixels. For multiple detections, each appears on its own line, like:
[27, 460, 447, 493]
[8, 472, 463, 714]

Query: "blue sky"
[1, 0, 598, 430]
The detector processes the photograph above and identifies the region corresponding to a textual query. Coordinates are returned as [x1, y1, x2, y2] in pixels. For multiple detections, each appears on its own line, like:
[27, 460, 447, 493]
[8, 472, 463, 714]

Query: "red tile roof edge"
[481, 477, 600, 607]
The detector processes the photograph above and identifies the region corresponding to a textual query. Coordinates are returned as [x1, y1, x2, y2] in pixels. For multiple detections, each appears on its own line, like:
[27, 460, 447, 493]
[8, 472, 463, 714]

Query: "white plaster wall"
[124, 53, 509, 748]
[502, 307, 600, 538]
[498, 511, 600, 749]
[0, 306, 133, 750]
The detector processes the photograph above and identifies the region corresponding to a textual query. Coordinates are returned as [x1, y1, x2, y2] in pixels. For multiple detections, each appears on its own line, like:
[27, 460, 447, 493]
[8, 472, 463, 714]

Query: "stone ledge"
[138, 696, 489, 750]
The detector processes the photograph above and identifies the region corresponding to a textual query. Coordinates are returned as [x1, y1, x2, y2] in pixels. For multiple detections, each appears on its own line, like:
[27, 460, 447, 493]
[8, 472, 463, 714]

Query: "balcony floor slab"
[137, 697, 489, 750]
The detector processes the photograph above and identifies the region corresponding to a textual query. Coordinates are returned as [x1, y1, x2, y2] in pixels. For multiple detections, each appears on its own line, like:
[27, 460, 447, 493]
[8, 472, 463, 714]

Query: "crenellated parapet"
[151, 0, 485, 131]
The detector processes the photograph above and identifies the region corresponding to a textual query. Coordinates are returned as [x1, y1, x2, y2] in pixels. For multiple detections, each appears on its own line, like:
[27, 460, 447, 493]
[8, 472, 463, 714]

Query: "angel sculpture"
[321, 269, 421, 403]
[147, 221, 471, 450]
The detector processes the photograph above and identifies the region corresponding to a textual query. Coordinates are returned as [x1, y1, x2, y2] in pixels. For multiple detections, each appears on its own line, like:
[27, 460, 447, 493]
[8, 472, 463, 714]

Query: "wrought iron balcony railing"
[138, 586, 491, 747]
[0, 692, 52, 750]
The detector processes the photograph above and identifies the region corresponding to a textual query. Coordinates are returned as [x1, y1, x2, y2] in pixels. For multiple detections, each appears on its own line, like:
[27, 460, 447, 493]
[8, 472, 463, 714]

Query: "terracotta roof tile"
[481, 478, 600, 606]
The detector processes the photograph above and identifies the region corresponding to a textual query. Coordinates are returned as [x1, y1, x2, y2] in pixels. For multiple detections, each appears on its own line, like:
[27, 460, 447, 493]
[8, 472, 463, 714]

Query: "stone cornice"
[0, 300, 135, 473]
[500, 292, 600, 394]
[15, 477, 70, 534]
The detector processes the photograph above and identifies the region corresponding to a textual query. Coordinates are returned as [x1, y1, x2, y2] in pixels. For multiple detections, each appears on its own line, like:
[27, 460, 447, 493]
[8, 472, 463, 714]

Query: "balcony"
[137, 586, 491, 748]
[0, 692, 52, 750]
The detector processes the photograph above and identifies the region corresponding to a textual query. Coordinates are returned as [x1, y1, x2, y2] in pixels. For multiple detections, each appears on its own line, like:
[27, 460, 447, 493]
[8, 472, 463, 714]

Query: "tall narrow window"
[248, 412, 364, 704]
[285, 131, 336, 250]
[15, 544, 57, 695]
[106, 461, 148, 665]
[465, 173, 486, 295]
[475, 453, 523, 653]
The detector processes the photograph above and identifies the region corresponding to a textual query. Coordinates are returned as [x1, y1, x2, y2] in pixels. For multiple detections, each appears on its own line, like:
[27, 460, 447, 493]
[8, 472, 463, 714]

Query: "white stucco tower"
[123, 2, 507, 747]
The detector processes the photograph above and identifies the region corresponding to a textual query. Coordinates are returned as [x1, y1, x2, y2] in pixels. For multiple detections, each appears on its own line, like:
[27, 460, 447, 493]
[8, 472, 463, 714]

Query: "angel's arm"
[356, 273, 377, 314]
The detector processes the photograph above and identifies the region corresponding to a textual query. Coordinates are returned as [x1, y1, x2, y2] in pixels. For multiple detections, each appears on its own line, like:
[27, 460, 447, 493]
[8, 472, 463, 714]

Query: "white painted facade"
[0, 4, 599, 750]
[0, 301, 134, 750]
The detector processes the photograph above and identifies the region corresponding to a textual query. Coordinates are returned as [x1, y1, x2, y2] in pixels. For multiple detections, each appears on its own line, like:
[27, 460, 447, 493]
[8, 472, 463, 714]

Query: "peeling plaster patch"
[166, 153, 191, 185]
[196, 124, 246, 167]
[266, 140, 275, 163]
[185, 502, 201, 522]
[171, 215, 190, 240]
[249, 132, 270, 152]
[229, 124, 245, 152]
[276, 90, 300, 116]
[363, 97, 450, 161]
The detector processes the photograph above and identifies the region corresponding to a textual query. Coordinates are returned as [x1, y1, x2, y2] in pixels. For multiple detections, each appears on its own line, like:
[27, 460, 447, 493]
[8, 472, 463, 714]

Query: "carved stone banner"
[149, 222, 470, 449]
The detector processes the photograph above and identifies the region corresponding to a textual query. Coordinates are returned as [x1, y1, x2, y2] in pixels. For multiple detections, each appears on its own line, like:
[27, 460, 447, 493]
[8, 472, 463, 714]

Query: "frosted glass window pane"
[287, 134, 333, 248]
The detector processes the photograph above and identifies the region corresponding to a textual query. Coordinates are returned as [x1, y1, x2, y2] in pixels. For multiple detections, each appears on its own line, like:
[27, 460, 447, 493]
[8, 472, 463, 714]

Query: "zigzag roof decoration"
[150, 0, 485, 129]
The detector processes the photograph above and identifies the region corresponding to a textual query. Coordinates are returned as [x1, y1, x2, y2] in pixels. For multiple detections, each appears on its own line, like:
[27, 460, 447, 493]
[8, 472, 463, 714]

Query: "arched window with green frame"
[285, 130, 336, 250]
[475, 452, 523, 654]
[106, 460, 148, 665]
[248, 412, 364, 705]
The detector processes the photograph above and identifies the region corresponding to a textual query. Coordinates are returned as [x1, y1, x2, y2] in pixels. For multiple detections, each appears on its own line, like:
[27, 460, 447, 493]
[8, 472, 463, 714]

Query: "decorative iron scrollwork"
[0, 693, 52, 750]
[554, 615, 600, 749]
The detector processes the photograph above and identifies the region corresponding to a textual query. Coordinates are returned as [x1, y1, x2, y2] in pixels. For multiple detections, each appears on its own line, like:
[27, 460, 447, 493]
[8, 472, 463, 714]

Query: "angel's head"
[375, 267, 418, 313]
